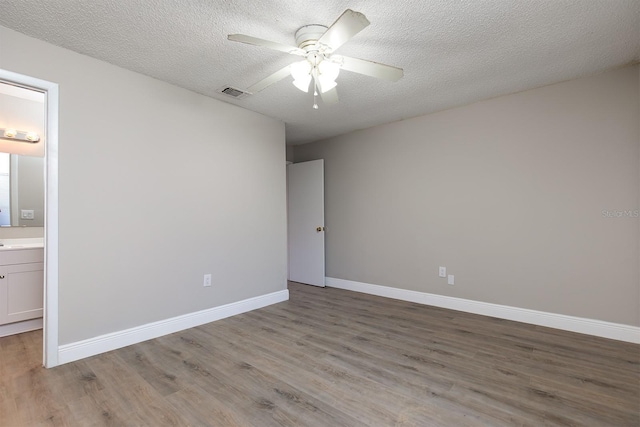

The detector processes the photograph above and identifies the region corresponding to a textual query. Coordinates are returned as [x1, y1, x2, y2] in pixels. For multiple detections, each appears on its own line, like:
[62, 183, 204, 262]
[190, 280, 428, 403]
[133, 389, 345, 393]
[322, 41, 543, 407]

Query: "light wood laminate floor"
[1, 282, 638, 426]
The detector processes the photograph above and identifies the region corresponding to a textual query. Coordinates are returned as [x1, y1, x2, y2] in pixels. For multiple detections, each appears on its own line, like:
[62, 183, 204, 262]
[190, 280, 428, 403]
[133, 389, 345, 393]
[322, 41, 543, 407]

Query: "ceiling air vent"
[219, 86, 250, 99]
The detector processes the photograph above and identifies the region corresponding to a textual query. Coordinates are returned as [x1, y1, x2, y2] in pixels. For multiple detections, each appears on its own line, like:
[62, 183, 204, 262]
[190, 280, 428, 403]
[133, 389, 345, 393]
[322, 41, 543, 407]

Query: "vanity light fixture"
[0, 128, 40, 143]
[25, 132, 39, 142]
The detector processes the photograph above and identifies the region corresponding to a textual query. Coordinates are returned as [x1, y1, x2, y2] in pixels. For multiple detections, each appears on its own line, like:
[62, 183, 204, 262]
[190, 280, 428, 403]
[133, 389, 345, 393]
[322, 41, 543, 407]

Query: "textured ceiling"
[1, 0, 639, 145]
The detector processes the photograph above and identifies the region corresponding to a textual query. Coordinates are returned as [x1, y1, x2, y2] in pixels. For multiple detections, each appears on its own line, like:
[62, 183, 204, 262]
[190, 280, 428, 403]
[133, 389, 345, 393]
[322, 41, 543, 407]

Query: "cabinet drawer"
[0, 249, 44, 266]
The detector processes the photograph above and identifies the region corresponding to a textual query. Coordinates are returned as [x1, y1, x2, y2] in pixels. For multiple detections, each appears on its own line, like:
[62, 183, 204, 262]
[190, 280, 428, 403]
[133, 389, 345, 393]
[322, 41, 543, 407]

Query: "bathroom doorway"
[0, 69, 59, 368]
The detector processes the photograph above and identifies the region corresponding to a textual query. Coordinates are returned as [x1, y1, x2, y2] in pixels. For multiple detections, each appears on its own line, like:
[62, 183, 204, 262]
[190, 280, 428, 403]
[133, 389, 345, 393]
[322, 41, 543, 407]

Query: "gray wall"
[0, 226, 43, 238]
[295, 65, 639, 327]
[286, 145, 295, 163]
[0, 26, 288, 344]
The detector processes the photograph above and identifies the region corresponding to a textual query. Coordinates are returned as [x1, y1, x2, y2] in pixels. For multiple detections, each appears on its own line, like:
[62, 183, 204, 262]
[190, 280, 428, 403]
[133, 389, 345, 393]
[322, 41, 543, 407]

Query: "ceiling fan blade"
[318, 9, 370, 52]
[228, 34, 305, 56]
[337, 55, 403, 82]
[246, 65, 291, 93]
[320, 87, 339, 105]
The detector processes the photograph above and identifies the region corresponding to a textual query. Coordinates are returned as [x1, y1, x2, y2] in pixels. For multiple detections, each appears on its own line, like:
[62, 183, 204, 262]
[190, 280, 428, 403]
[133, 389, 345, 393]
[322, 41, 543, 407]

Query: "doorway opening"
[0, 69, 59, 368]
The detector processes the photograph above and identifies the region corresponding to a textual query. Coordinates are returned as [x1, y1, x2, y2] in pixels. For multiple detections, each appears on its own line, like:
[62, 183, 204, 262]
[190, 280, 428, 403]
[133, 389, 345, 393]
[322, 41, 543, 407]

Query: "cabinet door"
[0, 262, 44, 324]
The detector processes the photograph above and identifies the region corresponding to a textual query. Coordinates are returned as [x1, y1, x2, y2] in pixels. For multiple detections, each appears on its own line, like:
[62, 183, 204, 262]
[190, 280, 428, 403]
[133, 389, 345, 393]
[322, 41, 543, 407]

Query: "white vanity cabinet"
[0, 248, 44, 326]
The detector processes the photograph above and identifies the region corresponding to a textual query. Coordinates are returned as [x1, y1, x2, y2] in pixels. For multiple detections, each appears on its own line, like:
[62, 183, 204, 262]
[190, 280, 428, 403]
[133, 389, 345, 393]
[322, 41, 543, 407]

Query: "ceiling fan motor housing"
[295, 25, 328, 50]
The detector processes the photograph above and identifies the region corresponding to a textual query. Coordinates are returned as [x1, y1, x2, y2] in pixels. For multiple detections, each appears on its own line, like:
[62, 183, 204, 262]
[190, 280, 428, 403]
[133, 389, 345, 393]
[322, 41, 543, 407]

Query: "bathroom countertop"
[0, 238, 44, 250]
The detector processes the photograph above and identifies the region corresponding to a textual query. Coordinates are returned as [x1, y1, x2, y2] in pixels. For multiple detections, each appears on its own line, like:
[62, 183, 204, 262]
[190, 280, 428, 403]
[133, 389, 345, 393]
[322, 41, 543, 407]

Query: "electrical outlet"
[448, 275, 455, 285]
[20, 209, 35, 220]
[439, 266, 446, 278]
[203, 274, 212, 287]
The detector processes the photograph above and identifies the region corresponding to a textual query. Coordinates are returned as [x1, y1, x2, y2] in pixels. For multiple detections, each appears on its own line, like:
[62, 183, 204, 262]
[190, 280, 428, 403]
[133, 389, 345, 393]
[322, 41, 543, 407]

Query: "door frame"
[0, 69, 59, 368]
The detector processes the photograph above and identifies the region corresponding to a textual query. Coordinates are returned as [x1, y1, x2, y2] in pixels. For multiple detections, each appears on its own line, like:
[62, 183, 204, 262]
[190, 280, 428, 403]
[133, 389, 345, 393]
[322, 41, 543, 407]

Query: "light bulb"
[3, 129, 17, 138]
[26, 132, 39, 142]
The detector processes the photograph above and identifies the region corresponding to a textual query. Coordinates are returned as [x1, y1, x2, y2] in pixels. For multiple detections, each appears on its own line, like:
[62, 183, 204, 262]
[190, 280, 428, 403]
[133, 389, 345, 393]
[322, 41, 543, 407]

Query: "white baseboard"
[0, 318, 43, 338]
[58, 289, 289, 365]
[326, 277, 640, 344]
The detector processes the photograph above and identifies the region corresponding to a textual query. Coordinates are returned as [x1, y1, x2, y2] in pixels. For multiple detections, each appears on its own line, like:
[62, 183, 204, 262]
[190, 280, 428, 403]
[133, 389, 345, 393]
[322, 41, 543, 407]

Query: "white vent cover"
[218, 86, 250, 99]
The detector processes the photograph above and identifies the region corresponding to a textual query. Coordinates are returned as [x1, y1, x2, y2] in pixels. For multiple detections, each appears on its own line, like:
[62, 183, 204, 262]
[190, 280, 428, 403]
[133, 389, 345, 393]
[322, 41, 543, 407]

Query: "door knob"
[316, 226, 325, 232]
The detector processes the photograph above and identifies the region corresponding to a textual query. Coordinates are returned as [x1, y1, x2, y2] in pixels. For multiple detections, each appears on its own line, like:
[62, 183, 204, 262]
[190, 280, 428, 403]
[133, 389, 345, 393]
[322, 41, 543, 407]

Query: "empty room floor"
[1, 282, 638, 426]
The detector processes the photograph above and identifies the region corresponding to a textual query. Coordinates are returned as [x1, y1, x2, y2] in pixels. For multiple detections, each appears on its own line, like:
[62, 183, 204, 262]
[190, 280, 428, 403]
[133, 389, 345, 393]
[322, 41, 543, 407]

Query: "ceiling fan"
[228, 9, 403, 109]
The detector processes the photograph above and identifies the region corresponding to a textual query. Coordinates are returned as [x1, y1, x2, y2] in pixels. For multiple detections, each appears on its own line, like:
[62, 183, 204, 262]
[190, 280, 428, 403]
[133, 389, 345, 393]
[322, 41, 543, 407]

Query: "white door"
[287, 159, 325, 287]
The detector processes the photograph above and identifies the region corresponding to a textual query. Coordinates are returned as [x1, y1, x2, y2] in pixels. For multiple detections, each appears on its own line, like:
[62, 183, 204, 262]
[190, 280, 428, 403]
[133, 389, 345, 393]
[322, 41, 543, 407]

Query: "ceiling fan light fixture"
[228, 9, 403, 107]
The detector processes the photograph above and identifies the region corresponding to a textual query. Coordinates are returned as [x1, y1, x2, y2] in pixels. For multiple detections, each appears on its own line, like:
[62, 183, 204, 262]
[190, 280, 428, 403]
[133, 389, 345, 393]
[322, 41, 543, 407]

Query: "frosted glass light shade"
[293, 75, 312, 92]
[317, 78, 337, 93]
[317, 60, 340, 93]
[319, 60, 340, 81]
[291, 60, 313, 93]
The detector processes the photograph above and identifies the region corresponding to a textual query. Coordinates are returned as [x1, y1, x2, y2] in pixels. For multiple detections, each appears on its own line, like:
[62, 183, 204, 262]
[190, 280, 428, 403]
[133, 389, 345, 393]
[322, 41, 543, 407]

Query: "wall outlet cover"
[20, 209, 35, 220]
[448, 275, 455, 285]
[439, 266, 446, 278]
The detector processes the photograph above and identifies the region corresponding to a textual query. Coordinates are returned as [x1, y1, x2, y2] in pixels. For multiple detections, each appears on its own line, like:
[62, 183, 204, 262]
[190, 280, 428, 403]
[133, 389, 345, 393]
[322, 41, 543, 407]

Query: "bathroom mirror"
[0, 153, 44, 227]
